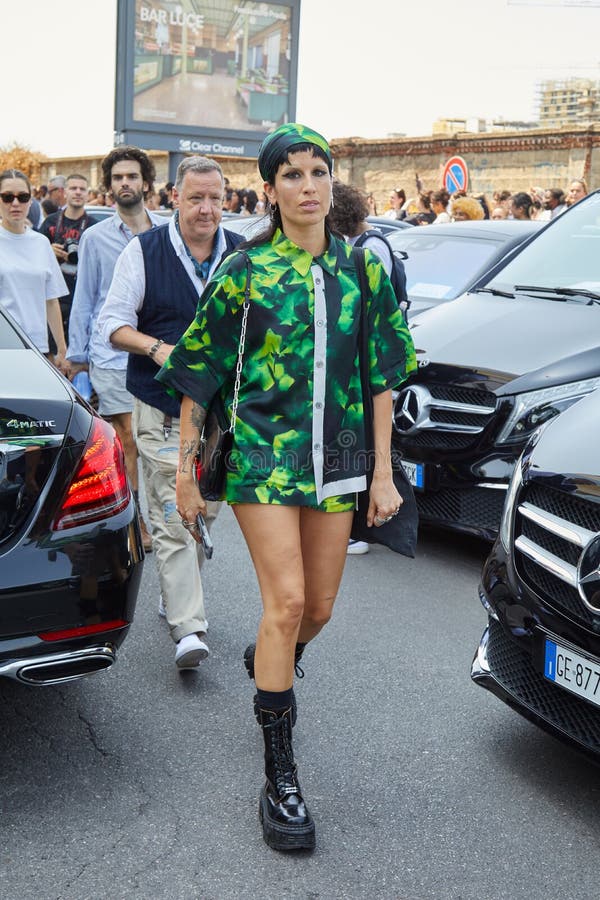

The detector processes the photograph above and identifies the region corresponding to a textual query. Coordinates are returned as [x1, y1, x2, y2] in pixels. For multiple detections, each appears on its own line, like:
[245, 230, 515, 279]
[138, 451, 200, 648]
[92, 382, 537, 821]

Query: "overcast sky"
[4, 0, 600, 158]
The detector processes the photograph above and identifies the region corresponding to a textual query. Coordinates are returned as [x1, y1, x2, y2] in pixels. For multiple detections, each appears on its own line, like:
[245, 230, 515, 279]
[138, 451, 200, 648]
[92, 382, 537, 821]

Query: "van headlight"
[499, 458, 523, 552]
[496, 378, 600, 446]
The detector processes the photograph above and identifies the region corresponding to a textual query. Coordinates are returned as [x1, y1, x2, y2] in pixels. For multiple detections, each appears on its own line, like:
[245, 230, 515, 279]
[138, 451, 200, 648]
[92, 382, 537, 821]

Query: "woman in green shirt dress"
[157, 123, 416, 852]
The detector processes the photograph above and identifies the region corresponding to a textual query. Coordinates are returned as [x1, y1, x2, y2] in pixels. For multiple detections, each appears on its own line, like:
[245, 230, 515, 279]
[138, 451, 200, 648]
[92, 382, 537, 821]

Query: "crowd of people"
[23, 174, 271, 219]
[376, 178, 588, 224]
[13, 169, 590, 235]
[23, 175, 118, 228]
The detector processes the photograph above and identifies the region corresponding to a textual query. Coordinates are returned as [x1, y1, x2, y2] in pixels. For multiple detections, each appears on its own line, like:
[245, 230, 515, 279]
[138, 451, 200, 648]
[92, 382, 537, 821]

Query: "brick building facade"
[40, 124, 600, 210]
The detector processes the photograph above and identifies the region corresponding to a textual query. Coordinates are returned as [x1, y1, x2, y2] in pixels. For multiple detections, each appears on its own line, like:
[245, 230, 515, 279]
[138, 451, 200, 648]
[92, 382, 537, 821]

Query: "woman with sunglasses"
[158, 123, 416, 852]
[0, 169, 70, 373]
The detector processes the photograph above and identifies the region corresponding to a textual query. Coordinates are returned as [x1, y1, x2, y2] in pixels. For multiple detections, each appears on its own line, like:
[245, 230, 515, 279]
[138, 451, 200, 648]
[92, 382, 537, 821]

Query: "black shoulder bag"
[349, 247, 418, 557]
[196, 253, 252, 501]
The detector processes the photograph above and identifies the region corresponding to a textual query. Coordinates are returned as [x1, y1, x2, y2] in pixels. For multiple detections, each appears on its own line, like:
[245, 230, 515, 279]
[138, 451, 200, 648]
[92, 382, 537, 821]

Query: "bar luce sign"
[115, 0, 301, 159]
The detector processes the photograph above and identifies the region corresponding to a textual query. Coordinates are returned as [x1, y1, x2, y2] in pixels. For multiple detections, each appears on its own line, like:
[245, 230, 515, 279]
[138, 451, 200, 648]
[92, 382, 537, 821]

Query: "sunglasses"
[0, 192, 31, 204]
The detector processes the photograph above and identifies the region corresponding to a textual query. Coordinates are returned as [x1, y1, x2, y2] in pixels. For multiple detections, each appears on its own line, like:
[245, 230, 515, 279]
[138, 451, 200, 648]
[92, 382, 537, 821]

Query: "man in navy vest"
[98, 156, 243, 670]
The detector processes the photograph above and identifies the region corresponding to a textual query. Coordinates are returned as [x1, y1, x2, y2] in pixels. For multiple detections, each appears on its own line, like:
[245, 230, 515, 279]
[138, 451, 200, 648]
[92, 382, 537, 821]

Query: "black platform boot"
[257, 705, 316, 852]
[244, 643, 304, 725]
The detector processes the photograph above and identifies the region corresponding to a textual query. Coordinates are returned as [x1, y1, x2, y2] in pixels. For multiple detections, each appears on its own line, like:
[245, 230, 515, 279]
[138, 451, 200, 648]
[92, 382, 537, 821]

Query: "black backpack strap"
[355, 229, 409, 314]
[354, 228, 393, 253]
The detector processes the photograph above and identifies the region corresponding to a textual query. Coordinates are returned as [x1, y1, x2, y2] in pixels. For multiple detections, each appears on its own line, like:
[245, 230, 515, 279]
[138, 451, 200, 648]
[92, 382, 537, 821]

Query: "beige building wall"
[39, 152, 263, 194]
[40, 124, 600, 209]
[331, 125, 600, 211]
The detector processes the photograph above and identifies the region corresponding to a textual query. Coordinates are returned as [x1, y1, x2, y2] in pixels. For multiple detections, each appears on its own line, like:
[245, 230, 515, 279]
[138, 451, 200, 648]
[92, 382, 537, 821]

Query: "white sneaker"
[347, 539, 370, 555]
[175, 633, 209, 669]
[158, 595, 166, 618]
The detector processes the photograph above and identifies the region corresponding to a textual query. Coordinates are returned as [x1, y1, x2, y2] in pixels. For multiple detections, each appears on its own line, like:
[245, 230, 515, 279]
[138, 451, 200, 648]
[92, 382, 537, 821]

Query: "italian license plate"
[401, 459, 424, 490]
[544, 638, 600, 709]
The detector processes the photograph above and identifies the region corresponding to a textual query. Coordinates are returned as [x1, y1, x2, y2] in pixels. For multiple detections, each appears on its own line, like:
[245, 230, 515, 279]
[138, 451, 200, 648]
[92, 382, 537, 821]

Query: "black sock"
[256, 687, 294, 713]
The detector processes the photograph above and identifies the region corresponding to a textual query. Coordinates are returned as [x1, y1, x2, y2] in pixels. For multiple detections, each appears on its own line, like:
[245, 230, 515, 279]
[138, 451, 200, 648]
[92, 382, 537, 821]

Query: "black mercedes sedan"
[392, 190, 600, 540]
[472, 389, 600, 761]
[0, 309, 143, 685]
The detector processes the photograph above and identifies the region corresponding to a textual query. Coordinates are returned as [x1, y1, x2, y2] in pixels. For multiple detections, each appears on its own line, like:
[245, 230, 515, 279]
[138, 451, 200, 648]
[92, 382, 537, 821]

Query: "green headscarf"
[258, 123, 332, 182]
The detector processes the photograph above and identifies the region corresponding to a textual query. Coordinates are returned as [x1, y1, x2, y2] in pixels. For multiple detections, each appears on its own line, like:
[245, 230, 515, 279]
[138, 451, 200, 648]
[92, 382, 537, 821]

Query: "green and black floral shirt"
[157, 228, 416, 506]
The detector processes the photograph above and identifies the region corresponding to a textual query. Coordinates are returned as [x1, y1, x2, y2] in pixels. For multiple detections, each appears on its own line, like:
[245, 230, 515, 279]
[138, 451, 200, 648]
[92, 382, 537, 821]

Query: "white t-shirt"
[0, 226, 68, 352]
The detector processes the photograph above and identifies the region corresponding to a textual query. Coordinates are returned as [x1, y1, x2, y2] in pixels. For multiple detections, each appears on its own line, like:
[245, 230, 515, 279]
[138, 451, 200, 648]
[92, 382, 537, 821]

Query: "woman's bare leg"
[233, 504, 305, 691]
[234, 504, 353, 687]
[298, 508, 353, 644]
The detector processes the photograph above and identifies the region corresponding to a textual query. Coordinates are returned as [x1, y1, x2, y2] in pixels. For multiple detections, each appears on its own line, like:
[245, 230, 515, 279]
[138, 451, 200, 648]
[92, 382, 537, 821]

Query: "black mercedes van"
[392, 191, 600, 539]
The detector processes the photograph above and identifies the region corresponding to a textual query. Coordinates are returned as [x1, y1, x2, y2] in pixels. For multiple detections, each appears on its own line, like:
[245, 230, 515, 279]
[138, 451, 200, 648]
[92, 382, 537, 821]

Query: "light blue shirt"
[67, 209, 165, 367]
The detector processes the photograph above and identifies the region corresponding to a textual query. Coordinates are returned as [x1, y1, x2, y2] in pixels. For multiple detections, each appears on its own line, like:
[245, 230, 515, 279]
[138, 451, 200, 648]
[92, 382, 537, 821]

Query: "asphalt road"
[2, 507, 600, 900]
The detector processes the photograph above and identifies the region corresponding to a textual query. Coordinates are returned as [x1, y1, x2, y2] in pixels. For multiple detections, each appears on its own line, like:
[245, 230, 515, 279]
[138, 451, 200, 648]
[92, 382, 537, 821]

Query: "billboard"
[115, 0, 300, 158]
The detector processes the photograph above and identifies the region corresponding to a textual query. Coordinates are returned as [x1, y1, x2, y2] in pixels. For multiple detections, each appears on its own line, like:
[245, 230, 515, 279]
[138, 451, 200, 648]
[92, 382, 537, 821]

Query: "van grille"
[429, 384, 496, 406]
[417, 486, 506, 533]
[514, 483, 600, 628]
[393, 384, 496, 453]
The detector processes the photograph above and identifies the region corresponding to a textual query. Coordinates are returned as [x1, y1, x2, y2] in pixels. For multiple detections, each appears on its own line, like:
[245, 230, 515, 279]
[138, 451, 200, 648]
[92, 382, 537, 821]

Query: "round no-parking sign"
[442, 156, 469, 194]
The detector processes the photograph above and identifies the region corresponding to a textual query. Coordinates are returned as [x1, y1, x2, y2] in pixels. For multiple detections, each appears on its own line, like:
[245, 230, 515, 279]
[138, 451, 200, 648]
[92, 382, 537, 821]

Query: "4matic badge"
[3, 418, 56, 430]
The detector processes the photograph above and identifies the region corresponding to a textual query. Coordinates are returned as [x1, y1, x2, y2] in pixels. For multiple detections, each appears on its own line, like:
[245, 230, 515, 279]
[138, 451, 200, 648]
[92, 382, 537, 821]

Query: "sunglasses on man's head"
[0, 192, 31, 204]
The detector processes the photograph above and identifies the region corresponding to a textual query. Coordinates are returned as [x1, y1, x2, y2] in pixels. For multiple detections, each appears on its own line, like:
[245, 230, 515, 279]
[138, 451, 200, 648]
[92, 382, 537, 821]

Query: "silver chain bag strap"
[197, 253, 252, 500]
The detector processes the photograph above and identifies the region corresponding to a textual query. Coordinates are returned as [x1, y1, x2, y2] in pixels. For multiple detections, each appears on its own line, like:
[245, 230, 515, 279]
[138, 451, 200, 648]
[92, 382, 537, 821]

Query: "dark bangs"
[270, 143, 331, 182]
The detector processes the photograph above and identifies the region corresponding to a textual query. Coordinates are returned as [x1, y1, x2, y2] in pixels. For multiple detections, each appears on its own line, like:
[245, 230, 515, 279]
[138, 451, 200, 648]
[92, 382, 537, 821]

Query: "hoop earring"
[330, 194, 335, 209]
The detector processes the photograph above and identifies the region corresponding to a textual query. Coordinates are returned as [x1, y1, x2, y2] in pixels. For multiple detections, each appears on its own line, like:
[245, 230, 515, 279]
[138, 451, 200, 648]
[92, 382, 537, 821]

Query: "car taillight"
[53, 417, 130, 530]
[38, 619, 128, 641]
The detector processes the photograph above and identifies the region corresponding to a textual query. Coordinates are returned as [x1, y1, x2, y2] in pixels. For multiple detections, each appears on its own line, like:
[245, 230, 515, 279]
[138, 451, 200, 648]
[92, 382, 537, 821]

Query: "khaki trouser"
[132, 399, 220, 644]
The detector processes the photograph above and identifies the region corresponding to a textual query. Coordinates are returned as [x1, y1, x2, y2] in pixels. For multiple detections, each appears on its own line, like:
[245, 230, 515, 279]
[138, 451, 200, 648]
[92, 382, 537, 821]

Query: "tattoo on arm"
[179, 439, 199, 475]
[191, 403, 207, 431]
[178, 403, 207, 475]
